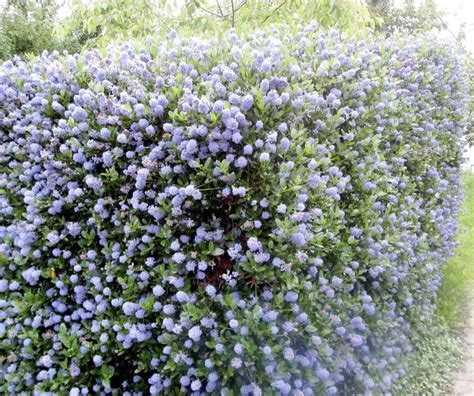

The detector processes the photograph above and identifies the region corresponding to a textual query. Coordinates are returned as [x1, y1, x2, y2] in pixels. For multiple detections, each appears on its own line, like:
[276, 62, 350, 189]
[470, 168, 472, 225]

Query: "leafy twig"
[216, 0, 224, 17]
[197, 0, 247, 26]
[262, 1, 286, 24]
[199, 5, 226, 19]
[234, 0, 247, 13]
[230, 0, 235, 27]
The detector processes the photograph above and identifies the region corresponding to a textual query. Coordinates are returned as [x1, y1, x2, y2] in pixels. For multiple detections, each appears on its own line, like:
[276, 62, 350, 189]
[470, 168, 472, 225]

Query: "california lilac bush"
[0, 24, 470, 394]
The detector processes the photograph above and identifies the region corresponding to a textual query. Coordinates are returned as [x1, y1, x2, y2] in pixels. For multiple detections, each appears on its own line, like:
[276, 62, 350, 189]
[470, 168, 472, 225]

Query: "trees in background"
[0, 0, 59, 60]
[1, 0, 379, 59]
[56, 0, 165, 52]
[55, 0, 377, 50]
[170, 0, 377, 34]
[368, 0, 446, 33]
[0, 0, 469, 60]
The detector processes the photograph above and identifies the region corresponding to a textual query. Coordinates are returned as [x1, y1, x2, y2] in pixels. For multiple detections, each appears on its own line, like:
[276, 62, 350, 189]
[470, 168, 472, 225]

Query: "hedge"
[0, 24, 470, 395]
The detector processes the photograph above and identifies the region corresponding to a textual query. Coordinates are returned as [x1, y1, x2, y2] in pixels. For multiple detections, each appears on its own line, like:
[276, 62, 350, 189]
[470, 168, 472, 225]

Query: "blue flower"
[235, 156, 248, 168]
[284, 291, 298, 303]
[22, 267, 41, 285]
[93, 355, 103, 367]
[241, 94, 254, 112]
[191, 379, 201, 391]
[247, 237, 262, 252]
[122, 302, 138, 316]
[260, 60, 272, 73]
[188, 325, 202, 341]
[172, 253, 186, 264]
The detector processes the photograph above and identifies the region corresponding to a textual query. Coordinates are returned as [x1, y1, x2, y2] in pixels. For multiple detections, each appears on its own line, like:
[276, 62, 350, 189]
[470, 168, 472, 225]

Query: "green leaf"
[211, 247, 225, 256]
[101, 365, 115, 381]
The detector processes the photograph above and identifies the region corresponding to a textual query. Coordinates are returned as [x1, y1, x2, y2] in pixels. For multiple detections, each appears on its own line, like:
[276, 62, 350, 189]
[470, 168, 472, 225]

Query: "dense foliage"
[0, 0, 378, 61]
[0, 0, 59, 61]
[368, 0, 446, 34]
[0, 24, 470, 394]
[56, 0, 165, 52]
[166, 0, 376, 34]
[57, 0, 376, 50]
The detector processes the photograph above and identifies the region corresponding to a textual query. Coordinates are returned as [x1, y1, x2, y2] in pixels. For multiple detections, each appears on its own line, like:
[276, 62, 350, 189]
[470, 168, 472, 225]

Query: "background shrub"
[0, 24, 470, 394]
[0, 0, 59, 61]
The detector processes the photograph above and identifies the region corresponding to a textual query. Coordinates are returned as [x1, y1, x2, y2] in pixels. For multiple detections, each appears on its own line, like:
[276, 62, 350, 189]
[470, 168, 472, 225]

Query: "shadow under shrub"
[0, 24, 470, 394]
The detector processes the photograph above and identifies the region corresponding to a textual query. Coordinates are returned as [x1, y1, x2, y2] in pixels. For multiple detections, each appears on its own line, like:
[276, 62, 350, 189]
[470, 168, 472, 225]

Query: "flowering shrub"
[0, 24, 470, 395]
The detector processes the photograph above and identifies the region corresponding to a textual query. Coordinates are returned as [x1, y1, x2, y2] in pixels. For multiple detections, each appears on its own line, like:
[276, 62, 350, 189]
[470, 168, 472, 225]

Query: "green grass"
[436, 171, 474, 328]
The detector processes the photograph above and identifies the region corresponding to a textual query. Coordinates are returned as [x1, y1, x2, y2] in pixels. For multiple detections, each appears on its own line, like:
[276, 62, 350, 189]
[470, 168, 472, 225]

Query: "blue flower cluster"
[0, 23, 470, 394]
